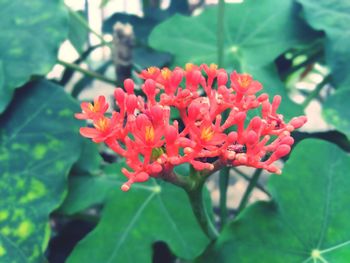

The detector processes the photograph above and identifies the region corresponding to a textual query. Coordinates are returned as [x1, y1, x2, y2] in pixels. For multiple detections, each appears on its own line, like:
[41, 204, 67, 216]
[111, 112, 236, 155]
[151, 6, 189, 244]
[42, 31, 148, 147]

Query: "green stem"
[68, 8, 111, 47]
[217, 0, 225, 67]
[217, 0, 229, 227]
[165, 167, 219, 240]
[237, 169, 262, 214]
[232, 167, 270, 196]
[186, 186, 219, 240]
[219, 167, 229, 227]
[57, 59, 117, 86]
[302, 75, 331, 109]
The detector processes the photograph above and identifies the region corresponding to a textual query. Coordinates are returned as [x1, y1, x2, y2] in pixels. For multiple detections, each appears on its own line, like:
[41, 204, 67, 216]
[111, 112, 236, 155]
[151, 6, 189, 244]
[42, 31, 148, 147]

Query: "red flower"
[230, 71, 262, 95]
[75, 96, 108, 120]
[76, 64, 307, 191]
[139, 66, 161, 80]
[79, 113, 121, 143]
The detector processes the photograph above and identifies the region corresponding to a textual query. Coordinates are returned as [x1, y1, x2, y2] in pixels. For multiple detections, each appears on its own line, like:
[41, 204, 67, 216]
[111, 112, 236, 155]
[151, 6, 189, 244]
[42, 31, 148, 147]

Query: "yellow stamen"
[200, 126, 215, 141]
[94, 117, 109, 131]
[210, 63, 218, 70]
[88, 102, 100, 112]
[238, 74, 251, 88]
[161, 68, 172, 80]
[185, 63, 194, 71]
[147, 66, 157, 75]
[145, 126, 155, 143]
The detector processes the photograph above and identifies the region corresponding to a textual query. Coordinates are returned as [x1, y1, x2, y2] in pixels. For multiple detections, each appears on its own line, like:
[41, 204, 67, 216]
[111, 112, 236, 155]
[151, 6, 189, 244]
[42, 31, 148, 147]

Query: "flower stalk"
[237, 168, 263, 214]
[57, 59, 117, 86]
[186, 183, 219, 240]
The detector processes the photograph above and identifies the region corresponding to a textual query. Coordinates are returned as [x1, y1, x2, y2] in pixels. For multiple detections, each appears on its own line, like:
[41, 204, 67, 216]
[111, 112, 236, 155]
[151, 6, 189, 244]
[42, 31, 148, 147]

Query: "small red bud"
[124, 78, 134, 94]
[290, 116, 307, 129]
[275, 144, 291, 158]
[246, 130, 258, 145]
[143, 79, 156, 97]
[165, 125, 178, 143]
[134, 172, 149, 182]
[217, 71, 228, 86]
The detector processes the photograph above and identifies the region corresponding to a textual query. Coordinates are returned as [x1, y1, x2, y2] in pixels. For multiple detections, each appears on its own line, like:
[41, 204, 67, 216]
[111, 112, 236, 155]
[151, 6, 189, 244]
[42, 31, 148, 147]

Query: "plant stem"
[232, 167, 270, 196]
[217, 0, 229, 228]
[237, 169, 262, 214]
[186, 186, 219, 240]
[302, 75, 330, 109]
[68, 8, 111, 47]
[167, 168, 219, 240]
[219, 167, 229, 227]
[217, 0, 225, 67]
[59, 44, 104, 86]
[57, 59, 117, 86]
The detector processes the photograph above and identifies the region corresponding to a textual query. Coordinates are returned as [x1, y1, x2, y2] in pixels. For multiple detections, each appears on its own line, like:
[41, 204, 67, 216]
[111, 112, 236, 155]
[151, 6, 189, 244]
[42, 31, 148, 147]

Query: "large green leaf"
[66, 174, 209, 262]
[149, 0, 315, 68]
[297, 0, 350, 86]
[0, 0, 68, 112]
[149, 0, 314, 118]
[323, 89, 350, 139]
[198, 139, 350, 262]
[59, 162, 124, 215]
[0, 80, 82, 262]
[134, 47, 172, 69]
[71, 141, 103, 176]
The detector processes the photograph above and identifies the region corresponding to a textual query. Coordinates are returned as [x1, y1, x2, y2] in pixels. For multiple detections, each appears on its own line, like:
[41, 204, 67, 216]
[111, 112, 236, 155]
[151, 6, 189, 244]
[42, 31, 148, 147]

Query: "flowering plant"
[76, 64, 306, 192]
[2, 0, 349, 262]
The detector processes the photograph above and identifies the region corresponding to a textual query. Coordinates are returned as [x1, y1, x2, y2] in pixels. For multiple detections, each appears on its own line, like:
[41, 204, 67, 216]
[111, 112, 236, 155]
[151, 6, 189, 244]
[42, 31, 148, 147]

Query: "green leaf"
[244, 63, 303, 120]
[0, 80, 82, 262]
[67, 172, 209, 262]
[149, 0, 314, 119]
[0, 0, 69, 112]
[198, 139, 350, 263]
[134, 47, 172, 69]
[68, 10, 89, 54]
[297, 0, 350, 86]
[71, 141, 103, 175]
[59, 162, 124, 215]
[323, 88, 350, 139]
[149, 0, 316, 68]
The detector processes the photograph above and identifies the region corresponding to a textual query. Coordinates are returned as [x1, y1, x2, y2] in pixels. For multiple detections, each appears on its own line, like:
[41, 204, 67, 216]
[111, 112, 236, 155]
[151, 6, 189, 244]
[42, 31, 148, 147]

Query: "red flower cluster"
[76, 63, 307, 191]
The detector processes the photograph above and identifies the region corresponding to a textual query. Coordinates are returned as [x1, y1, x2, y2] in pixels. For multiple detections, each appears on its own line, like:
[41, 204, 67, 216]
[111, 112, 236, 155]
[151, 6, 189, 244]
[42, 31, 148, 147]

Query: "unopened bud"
[124, 78, 134, 94]
[143, 79, 156, 97]
[275, 144, 291, 158]
[246, 130, 258, 145]
[217, 71, 228, 86]
[121, 183, 130, 192]
[135, 172, 149, 182]
[290, 116, 307, 129]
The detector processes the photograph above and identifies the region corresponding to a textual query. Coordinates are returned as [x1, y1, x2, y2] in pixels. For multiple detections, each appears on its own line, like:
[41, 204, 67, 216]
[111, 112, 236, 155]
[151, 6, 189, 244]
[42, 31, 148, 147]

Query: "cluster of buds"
[75, 63, 307, 191]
